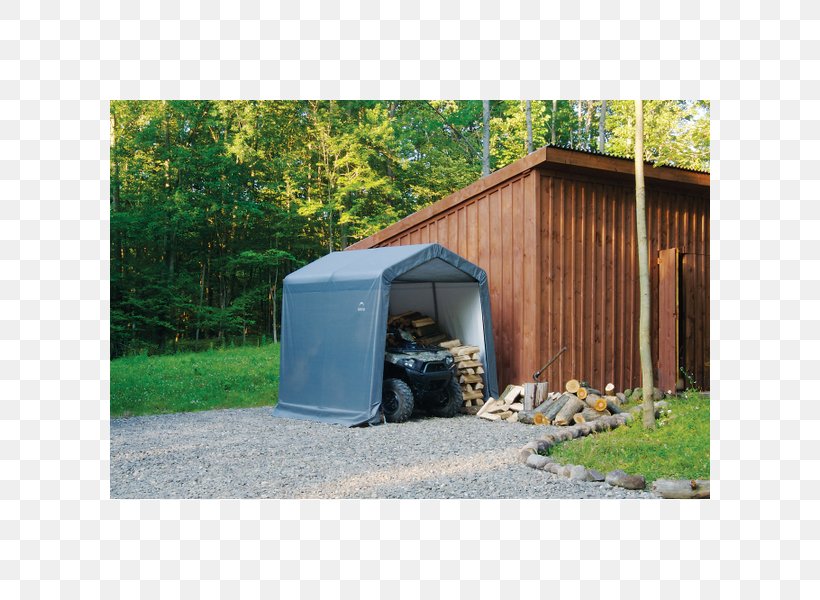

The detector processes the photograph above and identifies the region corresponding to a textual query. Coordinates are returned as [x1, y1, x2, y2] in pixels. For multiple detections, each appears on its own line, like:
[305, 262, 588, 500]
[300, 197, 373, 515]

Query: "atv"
[382, 327, 463, 422]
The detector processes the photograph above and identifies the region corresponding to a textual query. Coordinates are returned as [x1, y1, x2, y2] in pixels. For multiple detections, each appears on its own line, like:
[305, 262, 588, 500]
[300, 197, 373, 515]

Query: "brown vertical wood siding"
[537, 170, 709, 391]
[348, 148, 710, 392]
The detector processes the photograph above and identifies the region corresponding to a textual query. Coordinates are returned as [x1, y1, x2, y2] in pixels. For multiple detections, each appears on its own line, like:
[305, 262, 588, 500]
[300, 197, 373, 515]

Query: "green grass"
[110, 343, 280, 418]
[545, 390, 710, 483]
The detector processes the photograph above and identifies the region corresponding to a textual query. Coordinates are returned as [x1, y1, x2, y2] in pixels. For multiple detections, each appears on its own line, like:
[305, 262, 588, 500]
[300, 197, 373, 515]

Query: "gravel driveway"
[110, 407, 654, 499]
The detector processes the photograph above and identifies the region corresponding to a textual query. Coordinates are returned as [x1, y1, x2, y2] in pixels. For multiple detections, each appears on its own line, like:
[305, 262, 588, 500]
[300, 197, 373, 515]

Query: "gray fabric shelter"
[273, 243, 498, 426]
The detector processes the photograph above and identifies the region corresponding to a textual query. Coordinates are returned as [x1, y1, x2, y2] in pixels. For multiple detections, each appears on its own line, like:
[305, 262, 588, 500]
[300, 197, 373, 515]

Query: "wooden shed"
[347, 146, 710, 393]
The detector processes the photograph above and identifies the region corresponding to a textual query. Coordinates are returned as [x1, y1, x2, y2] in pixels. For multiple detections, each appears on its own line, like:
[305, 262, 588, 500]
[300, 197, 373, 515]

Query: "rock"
[526, 454, 551, 470]
[623, 388, 632, 398]
[605, 469, 646, 490]
[616, 392, 626, 404]
[653, 387, 665, 401]
[522, 441, 540, 452]
[560, 465, 573, 478]
[588, 468, 605, 482]
[544, 463, 558, 475]
[518, 448, 535, 463]
[535, 440, 553, 454]
[569, 465, 589, 481]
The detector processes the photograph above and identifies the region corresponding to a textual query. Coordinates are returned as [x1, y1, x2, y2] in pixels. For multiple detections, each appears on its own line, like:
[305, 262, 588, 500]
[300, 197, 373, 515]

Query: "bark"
[598, 100, 607, 152]
[525, 100, 533, 153]
[482, 100, 490, 176]
[634, 99, 656, 429]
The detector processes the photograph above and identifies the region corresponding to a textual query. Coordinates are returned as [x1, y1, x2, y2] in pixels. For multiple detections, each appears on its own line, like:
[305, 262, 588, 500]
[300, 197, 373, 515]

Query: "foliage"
[110, 100, 710, 355]
[544, 392, 710, 483]
[110, 343, 280, 418]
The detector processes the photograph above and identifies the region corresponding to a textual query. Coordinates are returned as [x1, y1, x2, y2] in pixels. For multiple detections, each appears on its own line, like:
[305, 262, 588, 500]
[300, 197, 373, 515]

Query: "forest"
[110, 100, 709, 357]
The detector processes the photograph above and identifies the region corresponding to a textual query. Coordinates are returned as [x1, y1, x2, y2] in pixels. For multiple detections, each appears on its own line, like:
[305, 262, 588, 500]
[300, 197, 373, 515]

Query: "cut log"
[552, 396, 585, 426]
[459, 374, 483, 384]
[461, 368, 476, 375]
[584, 394, 608, 412]
[479, 412, 501, 421]
[462, 390, 484, 401]
[439, 339, 462, 349]
[503, 385, 523, 404]
[604, 383, 615, 395]
[496, 410, 512, 420]
[573, 413, 585, 424]
[507, 411, 519, 423]
[580, 407, 610, 421]
[388, 310, 416, 324]
[474, 398, 484, 407]
[470, 353, 481, 360]
[543, 394, 571, 421]
[523, 383, 536, 411]
[475, 397, 499, 417]
[651, 479, 710, 499]
[565, 379, 581, 394]
[463, 383, 474, 392]
[576, 387, 588, 400]
[508, 402, 524, 412]
[535, 382, 549, 407]
[475, 382, 484, 390]
[476, 367, 484, 374]
[454, 345, 481, 356]
[457, 360, 482, 368]
[533, 412, 547, 425]
[534, 396, 556, 415]
[411, 317, 436, 328]
[497, 384, 515, 404]
[605, 397, 623, 414]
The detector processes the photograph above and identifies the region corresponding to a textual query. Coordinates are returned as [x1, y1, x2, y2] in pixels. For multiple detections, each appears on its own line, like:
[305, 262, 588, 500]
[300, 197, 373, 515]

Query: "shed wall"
[353, 153, 709, 393]
[537, 169, 709, 392]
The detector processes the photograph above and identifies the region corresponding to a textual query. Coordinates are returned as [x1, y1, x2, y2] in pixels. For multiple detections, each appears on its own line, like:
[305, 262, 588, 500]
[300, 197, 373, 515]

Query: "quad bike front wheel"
[382, 378, 414, 423]
[426, 375, 462, 418]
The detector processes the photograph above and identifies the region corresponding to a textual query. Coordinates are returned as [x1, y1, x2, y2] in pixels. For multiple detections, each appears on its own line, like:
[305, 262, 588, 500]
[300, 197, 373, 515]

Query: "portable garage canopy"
[273, 243, 499, 426]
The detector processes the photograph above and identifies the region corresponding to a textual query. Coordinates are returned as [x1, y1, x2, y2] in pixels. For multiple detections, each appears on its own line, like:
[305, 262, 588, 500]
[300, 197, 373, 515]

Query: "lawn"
[545, 390, 710, 483]
[110, 343, 280, 418]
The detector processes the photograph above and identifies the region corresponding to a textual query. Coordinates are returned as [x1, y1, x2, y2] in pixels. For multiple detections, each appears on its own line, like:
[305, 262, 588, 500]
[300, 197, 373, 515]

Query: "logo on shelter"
[357, 302, 366, 312]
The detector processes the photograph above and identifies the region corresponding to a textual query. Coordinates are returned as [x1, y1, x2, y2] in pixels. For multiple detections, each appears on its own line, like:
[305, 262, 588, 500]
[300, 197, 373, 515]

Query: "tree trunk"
[598, 100, 607, 152]
[634, 99, 656, 429]
[482, 100, 490, 176]
[551, 100, 557, 144]
[525, 100, 533, 153]
[651, 479, 710, 499]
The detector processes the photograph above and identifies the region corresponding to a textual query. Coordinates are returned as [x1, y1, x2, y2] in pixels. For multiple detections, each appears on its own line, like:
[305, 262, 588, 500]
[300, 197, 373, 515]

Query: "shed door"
[657, 248, 680, 392]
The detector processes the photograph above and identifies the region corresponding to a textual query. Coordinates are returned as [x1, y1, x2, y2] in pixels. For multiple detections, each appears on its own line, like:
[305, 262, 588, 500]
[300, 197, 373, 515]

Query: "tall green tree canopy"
[111, 100, 709, 356]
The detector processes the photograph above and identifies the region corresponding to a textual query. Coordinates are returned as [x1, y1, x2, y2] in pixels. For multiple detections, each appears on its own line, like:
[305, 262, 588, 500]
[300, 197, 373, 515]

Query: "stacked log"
[443, 343, 486, 411]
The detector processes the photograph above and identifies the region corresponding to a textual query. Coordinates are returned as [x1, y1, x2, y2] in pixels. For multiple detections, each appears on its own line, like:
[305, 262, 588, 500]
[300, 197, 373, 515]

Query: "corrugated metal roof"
[541, 143, 711, 174]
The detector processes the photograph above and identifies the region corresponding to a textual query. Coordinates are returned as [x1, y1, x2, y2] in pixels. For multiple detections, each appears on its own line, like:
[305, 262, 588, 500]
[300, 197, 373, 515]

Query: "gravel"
[110, 407, 655, 499]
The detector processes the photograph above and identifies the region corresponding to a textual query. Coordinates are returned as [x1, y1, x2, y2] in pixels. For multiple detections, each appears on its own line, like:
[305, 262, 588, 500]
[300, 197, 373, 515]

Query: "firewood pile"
[476, 379, 629, 425]
[440, 340, 486, 408]
[387, 311, 450, 346]
[387, 311, 487, 410]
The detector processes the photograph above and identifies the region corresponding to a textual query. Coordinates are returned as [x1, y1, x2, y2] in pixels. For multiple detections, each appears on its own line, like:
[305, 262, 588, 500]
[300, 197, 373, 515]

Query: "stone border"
[517, 412, 648, 490]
